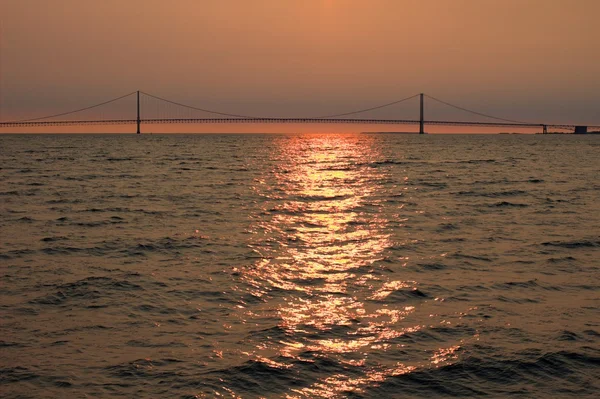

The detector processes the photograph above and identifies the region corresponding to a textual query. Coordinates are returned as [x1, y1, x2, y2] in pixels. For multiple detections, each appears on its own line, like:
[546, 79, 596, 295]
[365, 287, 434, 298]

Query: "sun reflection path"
[232, 134, 465, 397]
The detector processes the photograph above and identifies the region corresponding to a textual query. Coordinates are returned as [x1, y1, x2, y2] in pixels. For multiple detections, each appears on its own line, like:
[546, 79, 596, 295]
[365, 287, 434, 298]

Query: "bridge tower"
[419, 93, 425, 134]
[136, 91, 141, 134]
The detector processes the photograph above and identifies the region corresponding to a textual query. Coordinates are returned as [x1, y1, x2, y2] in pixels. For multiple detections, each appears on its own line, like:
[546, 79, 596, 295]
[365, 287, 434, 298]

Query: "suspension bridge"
[0, 91, 597, 134]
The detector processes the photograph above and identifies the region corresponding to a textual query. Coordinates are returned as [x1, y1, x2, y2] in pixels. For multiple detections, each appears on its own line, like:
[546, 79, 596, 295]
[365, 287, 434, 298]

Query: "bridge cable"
[310, 93, 420, 119]
[142, 91, 421, 120]
[8, 91, 138, 123]
[424, 94, 528, 124]
[140, 91, 262, 119]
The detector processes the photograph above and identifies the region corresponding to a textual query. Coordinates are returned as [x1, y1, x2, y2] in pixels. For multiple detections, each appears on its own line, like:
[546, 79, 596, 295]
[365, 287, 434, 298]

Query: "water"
[1, 133, 599, 398]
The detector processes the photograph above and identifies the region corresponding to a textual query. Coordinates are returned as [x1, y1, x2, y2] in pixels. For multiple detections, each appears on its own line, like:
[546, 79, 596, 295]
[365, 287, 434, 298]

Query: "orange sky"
[1, 0, 599, 133]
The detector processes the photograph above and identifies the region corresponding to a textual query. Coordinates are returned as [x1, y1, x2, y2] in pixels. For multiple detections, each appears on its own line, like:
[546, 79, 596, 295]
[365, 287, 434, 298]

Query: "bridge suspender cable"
[142, 91, 422, 120]
[309, 93, 420, 119]
[424, 94, 529, 124]
[7, 91, 138, 123]
[140, 91, 262, 119]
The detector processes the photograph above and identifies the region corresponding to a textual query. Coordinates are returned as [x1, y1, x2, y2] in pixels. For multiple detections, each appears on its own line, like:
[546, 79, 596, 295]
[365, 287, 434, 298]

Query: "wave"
[455, 189, 528, 198]
[414, 262, 447, 271]
[29, 276, 144, 306]
[492, 201, 529, 207]
[362, 349, 600, 398]
[542, 240, 600, 249]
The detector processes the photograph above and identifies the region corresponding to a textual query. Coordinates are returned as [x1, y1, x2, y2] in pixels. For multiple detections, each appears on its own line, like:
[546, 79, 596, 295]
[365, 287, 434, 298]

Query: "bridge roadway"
[0, 118, 595, 131]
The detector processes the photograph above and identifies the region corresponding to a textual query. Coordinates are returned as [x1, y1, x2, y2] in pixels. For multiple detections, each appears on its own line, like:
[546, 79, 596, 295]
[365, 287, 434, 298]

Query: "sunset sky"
[1, 0, 599, 132]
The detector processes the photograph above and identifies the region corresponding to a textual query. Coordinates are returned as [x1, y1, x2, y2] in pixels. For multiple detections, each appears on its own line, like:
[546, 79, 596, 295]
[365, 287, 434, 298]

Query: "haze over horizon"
[0, 0, 599, 132]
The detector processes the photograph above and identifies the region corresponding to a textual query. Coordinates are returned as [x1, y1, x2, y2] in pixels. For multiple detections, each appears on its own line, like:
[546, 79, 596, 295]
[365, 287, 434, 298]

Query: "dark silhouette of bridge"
[0, 91, 597, 134]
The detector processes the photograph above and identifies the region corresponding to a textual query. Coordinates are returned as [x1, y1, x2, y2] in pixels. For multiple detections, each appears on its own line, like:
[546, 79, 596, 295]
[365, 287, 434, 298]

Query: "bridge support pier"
[136, 91, 141, 134]
[543, 125, 547, 134]
[419, 93, 425, 134]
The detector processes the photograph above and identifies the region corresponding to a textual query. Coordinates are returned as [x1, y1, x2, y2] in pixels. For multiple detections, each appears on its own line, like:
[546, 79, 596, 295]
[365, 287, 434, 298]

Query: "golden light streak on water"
[237, 134, 461, 396]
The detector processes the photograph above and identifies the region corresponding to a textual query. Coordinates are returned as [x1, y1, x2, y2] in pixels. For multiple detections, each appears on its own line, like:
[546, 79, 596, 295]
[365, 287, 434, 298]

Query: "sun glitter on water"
[234, 134, 460, 397]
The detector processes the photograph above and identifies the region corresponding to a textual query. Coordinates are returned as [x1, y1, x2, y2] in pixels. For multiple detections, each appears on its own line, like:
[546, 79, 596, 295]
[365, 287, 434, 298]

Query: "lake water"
[1, 133, 599, 398]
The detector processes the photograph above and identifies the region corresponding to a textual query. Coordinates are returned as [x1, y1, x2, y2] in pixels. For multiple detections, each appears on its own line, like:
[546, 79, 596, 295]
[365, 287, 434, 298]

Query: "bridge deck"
[1, 118, 595, 131]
